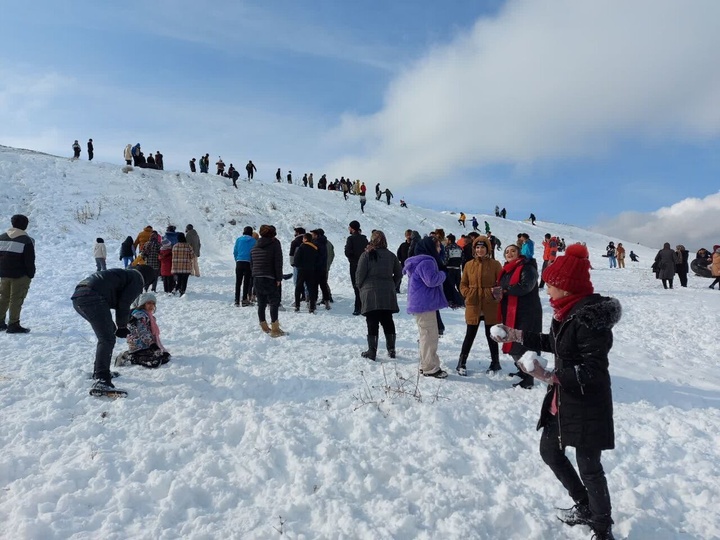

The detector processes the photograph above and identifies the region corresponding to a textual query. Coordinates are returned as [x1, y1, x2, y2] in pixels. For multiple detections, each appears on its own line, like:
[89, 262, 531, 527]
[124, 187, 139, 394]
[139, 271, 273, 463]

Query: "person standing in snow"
[308, 173, 314, 188]
[246, 160, 257, 180]
[492, 243, 620, 540]
[500, 208, 507, 219]
[403, 236, 448, 378]
[216, 157, 225, 176]
[709, 246, 720, 289]
[157, 239, 175, 294]
[539, 234, 558, 288]
[155, 151, 164, 170]
[616, 243, 626, 269]
[653, 243, 675, 289]
[276, 168, 282, 182]
[171, 233, 195, 296]
[71, 265, 156, 394]
[457, 235, 502, 375]
[384, 188, 393, 205]
[458, 213, 466, 228]
[606, 242, 617, 269]
[0, 214, 35, 333]
[287, 171, 293, 184]
[345, 220, 369, 316]
[87, 139, 94, 161]
[119, 236, 135, 269]
[140, 232, 161, 292]
[93, 238, 107, 271]
[251, 224, 286, 337]
[359, 194, 367, 213]
[519, 233, 536, 265]
[674, 245, 689, 288]
[529, 213, 537, 226]
[471, 216, 479, 232]
[72, 140, 81, 159]
[356, 230, 401, 361]
[185, 224, 201, 277]
[292, 233, 320, 313]
[234, 226, 256, 306]
[132, 143, 141, 166]
[495, 243, 542, 388]
[311, 228, 333, 308]
[189, 158, 197, 173]
[124, 144, 133, 165]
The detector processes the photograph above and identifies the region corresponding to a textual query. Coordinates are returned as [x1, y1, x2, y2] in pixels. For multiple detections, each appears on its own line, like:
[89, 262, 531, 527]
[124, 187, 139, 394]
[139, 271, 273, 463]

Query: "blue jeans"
[72, 290, 117, 381]
[122, 256, 133, 269]
[608, 256, 617, 268]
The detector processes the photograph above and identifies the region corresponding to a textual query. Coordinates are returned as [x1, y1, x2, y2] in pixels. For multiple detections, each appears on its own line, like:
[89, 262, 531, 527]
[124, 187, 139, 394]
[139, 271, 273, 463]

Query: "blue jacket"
[521, 239, 535, 259]
[234, 235, 256, 262]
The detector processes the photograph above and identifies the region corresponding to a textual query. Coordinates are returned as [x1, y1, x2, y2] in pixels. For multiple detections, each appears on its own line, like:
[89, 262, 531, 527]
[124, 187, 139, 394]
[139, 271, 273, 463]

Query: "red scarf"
[549, 292, 591, 322]
[497, 257, 524, 353]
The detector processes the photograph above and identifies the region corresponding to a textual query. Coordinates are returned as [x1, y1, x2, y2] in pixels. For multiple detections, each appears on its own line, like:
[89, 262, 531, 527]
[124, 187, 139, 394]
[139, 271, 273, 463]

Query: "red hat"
[542, 243, 594, 295]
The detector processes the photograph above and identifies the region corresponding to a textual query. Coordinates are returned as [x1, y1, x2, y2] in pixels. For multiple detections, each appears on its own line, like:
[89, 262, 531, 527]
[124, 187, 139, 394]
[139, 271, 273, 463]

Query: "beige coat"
[460, 236, 502, 326]
[712, 251, 720, 277]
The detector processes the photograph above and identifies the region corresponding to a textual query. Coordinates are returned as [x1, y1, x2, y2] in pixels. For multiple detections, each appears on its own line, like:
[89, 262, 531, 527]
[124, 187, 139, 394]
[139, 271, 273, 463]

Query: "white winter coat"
[93, 243, 107, 258]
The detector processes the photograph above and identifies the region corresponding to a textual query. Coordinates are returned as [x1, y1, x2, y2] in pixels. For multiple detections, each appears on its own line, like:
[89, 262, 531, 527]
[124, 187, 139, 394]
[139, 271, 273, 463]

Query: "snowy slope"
[0, 146, 719, 539]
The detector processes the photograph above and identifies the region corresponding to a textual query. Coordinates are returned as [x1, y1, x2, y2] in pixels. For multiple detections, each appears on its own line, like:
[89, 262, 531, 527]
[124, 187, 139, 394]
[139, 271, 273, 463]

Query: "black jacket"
[293, 242, 320, 275]
[72, 268, 144, 327]
[344, 232, 368, 275]
[120, 237, 135, 259]
[498, 259, 542, 356]
[523, 294, 621, 451]
[289, 235, 304, 265]
[396, 241, 410, 267]
[251, 237, 283, 281]
[674, 249, 689, 274]
[0, 229, 36, 279]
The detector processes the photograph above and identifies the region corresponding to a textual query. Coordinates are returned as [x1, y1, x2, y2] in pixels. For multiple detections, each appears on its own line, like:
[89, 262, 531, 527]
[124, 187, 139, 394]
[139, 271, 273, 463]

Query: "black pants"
[162, 275, 175, 294]
[360, 201, 366, 213]
[661, 278, 674, 289]
[317, 272, 332, 303]
[444, 268, 463, 306]
[295, 270, 317, 310]
[539, 259, 550, 288]
[540, 419, 613, 529]
[255, 277, 280, 323]
[144, 275, 158, 292]
[711, 277, 720, 288]
[676, 272, 688, 287]
[460, 322, 499, 362]
[364, 310, 396, 337]
[350, 270, 361, 312]
[175, 273, 190, 295]
[72, 291, 116, 382]
[436, 310, 445, 335]
[235, 261, 252, 304]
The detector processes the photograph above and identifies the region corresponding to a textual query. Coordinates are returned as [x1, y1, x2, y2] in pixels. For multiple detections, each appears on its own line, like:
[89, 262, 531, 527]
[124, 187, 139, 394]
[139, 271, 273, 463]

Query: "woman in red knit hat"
[492, 243, 621, 540]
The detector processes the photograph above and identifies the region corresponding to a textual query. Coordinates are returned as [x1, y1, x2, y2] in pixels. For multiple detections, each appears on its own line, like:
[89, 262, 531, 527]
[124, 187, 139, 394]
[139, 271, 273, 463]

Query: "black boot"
[6, 322, 30, 334]
[513, 372, 534, 389]
[486, 357, 501, 373]
[456, 353, 469, 376]
[386, 333, 396, 359]
[361, 335, 378, 360]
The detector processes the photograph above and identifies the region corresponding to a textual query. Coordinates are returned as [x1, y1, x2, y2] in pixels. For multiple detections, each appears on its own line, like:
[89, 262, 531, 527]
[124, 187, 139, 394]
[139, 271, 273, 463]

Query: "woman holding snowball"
[492, 243, 621, 540]
[496, 244, 543, 388]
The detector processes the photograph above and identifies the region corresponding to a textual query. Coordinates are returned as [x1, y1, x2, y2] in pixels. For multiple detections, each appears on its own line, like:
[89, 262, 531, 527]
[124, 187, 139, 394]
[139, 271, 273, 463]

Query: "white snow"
[1, 146, 720, 539]
[519, 352, 548, 373]
[490, 325, 507, 340]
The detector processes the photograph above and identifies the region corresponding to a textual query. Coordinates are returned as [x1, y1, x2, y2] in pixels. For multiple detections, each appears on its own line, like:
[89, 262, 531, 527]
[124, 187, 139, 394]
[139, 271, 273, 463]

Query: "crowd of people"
[6, 201, 720, 540]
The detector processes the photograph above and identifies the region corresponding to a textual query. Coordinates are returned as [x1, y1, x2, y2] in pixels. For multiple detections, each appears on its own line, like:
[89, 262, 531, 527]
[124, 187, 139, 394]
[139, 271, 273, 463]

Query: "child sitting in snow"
[115, 292, 171, 368]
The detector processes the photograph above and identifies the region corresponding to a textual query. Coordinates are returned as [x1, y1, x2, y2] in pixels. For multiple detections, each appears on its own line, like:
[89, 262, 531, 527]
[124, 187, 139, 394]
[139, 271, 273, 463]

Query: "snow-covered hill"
[1, 146, 718, 539]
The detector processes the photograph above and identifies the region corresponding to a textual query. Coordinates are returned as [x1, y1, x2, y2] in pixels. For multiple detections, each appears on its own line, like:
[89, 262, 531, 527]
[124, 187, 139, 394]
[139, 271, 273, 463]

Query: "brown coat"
[171, 243, 195, 274]
[460, 236, 502, 325]
[712, 251, 720, 277]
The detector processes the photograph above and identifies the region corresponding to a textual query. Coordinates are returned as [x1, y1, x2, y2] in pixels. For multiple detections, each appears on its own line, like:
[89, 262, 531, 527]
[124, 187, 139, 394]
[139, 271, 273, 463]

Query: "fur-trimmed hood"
[571, 294, 622, 330]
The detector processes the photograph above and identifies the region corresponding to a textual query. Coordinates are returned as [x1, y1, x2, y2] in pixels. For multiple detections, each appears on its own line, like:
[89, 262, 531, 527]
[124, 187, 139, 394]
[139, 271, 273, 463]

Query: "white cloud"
[326, 0, 720, 187]
[593, 192, 720, 251]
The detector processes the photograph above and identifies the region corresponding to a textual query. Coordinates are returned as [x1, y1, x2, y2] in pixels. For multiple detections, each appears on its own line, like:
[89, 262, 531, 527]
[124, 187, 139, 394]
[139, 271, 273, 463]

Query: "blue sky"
[2, 0, 719, 248]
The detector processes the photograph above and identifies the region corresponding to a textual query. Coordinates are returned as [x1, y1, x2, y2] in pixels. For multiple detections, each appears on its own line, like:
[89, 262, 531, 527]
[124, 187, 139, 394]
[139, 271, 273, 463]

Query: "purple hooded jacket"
[403, 254, 448, 314]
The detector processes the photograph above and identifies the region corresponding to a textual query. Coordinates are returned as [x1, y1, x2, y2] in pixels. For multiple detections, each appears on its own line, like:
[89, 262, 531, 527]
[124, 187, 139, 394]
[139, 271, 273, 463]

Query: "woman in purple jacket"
[403, 236, 449, 378]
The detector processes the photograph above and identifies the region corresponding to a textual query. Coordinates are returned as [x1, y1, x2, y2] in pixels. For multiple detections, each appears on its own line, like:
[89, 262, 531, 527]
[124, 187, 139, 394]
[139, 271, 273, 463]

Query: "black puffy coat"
[523, 294, 621, 451]
[498, 258, 542, 357]
[344, 232, 368, 278]
[251, 237, 283, 281]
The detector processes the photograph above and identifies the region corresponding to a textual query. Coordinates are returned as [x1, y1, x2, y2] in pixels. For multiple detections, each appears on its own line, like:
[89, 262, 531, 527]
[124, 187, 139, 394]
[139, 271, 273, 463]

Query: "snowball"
[520, 351, 548, 372]
[490, 325, 507, 339]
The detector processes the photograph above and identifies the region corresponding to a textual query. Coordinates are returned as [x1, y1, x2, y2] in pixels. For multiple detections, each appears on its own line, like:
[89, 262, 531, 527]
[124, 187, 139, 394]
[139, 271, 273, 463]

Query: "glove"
[490, 324, 523, 343]
[115, 327, 130, 338]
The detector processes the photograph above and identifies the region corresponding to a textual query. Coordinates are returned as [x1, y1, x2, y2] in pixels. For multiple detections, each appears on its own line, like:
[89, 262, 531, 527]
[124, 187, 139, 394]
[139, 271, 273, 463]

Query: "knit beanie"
[541, 244, 594, 295]
[11, 214, 29, 230]
[134, 291, 157, 308]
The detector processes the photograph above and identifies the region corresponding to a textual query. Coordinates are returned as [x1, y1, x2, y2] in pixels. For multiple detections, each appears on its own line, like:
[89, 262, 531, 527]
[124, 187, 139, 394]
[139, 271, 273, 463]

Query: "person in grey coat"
[653, 242, 676, 289]
[185, 225, 201, 257]
[356, 230, 402, 360]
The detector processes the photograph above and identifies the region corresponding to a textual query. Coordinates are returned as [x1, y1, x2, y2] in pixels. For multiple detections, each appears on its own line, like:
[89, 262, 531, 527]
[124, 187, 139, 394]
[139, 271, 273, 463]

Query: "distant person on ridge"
[471, 216, 479, 232]
[246, 160, 257, 180]
[276, 168, 282, 182]
[384, 188, 393, 205]
[189, 158, 197, 173]
[124, 144, 132, 165]
[87, 139, 94, 161]
[72, 140, 81, 159]
[458, 213, 466, 228]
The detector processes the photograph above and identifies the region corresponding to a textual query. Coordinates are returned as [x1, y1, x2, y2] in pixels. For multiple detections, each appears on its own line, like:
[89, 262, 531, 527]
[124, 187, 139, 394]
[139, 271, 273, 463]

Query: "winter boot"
[361, 335, 378, 360]
[6, 322, 30, 334]
[513, 372, 535, 389]
[557, 502, 592, 527]
[259, 321, 271, 334]
[485, 359, 501, 373]
[456, 353, 469, 376]
[270, 321, 286, 338]
[591, 525, 616, 540]
[386, 334, 396, 359]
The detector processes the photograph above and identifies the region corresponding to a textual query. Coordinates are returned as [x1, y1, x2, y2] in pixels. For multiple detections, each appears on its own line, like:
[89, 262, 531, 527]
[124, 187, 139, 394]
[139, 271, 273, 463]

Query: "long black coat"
[356, 248, 401, 314]
[498, 258, 542, 356]
[344, 232, 368, 279]
[674, 249, 689, 274]
[523, 294, 621, 451]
